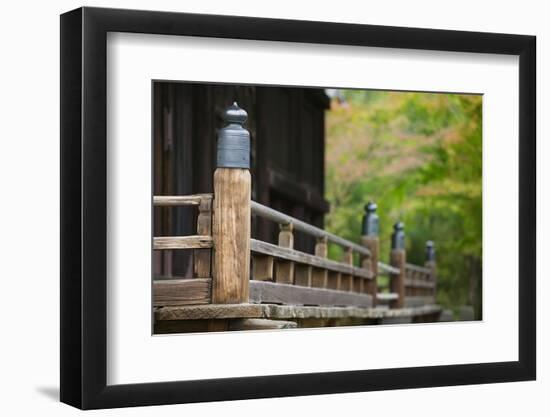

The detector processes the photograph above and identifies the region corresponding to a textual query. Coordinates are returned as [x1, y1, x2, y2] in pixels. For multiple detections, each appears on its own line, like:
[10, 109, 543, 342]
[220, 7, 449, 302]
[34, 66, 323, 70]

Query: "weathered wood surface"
[229, 318, 298, 330]
[153, 194, 212, 206]
[250, 200, 371, 257]
[405, 279, 436, 288]
[294, 264, 312, 287]
[275, 223, 294, 284]
[153, 235, 213, 250]
[153, 278, 211, 306]
[249, 281, 373, 307]
[405, 263, 432, 275]
[378, 262, 400, 275]
[194, 197, 212, 278]
[155, 303, 442, 321]
[361, 235, 379, 301]
[376, 292, 399, 301]
[404, 296, 436, 307]
[212, 168, 251, 304]
[251, 239, 373, 279]
[312, 236, 329, 288]
[252, 255, 274, 281]
[390, 249, 406, 308]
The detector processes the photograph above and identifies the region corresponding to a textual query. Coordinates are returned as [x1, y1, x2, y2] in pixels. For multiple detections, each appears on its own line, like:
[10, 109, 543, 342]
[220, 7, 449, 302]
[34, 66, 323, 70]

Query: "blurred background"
[325, 90, 482, 319]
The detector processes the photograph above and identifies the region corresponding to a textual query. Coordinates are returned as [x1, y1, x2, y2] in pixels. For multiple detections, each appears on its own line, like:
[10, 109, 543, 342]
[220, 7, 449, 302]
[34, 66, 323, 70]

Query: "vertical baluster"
[311, 236, 328, 288]
[253, 255, 273, 281]
[361, 201, 379, 304]
[275, 223, 294, 284]
[193, 195, 212, 278]
[341, 248, 354, 292]
[390, 221, 406, 308]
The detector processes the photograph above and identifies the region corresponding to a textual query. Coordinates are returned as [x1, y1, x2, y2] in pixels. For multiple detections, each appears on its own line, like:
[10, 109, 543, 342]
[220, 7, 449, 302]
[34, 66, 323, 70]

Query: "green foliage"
[326, 91, 482, 313]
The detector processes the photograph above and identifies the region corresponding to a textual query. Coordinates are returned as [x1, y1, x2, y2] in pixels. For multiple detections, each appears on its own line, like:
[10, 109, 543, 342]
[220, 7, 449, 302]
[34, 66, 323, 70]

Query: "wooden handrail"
[153, 194, 212, 206]
[251, 200, 371, 257]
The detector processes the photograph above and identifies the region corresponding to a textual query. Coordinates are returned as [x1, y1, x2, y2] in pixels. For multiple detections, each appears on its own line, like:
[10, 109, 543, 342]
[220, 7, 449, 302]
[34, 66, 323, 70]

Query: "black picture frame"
[60, 6, 536, 409]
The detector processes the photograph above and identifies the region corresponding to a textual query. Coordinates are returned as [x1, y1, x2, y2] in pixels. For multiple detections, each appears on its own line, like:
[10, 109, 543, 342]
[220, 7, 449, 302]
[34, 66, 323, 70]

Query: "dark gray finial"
[217, 102, 250, 169]
[362, 201, 379, 236]
[426, 240, 436, 262]
[391, 221, 405, 250]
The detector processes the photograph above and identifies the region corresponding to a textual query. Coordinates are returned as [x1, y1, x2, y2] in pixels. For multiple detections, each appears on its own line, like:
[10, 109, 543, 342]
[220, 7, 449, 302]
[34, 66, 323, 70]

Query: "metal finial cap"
[362, 201, 379, 236]
[365, 201, 377, 213]
[217, 102, 250, 169]
[223, 102, 248, 125]
[391, 221, 405, 249]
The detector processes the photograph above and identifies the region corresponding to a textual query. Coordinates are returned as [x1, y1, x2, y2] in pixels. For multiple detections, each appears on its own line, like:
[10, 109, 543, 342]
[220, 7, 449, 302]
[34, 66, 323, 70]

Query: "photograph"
[151, 82, 483, 334]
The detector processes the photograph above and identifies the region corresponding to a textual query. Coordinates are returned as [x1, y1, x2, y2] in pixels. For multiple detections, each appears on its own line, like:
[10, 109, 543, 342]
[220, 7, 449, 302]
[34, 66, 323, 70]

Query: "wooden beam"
[229, 318, 298, 330]
[153, 235, 213, 250]
[153, 278, 211, 306]
[194, 197, 212, 278]
[390, 249, 406, 308]
[153, 194, 212, 206]
[251, 239, 372, 279]
[252, 255, 274, 281]
[249, 281, 372, 307]
[275, 223, 294, 284]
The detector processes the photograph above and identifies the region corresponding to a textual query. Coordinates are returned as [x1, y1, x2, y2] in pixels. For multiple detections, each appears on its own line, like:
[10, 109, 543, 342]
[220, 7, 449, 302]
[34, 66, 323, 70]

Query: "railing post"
[212, 102, 251, 304]
[390, 221, 406, 308]
[312, 236, 329, 288]
[361, 201, 379, 305]
[425, 240, 437, 297]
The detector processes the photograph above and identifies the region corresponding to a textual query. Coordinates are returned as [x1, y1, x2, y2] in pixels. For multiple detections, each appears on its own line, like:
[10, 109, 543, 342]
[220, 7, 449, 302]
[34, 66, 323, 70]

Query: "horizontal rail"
[251, 239, 373, 279]
[251, 201, 370, 257]
[405, 279, 436, 289]
[376, 292, 399, 301]
[405, 263, 432, 275]
[250, 281, 372, 308]
[153, 194, 212, 206]
[154, 235, 213, 250]
[153, 278, 212, 306]
[378, 262, 400, 275]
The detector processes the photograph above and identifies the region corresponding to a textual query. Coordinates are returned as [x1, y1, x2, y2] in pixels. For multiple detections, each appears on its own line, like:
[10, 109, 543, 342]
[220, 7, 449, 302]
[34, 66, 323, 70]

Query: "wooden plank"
[252, 255, 274, 281]
[275, 223, 294, 284]
[194, 197, 212, 278]
[250, 201, 371, 257]
[153, 194, 212, 206]
[229, 318, 298, 330]
[312, 237, 328, 288]
[212, 168, 251, 304]
[155, 303, 442, 321]
[153, 278, 211, 306]
[405, 279, 436, 288]
[404, 296, 436, 307]
[294, 264, 312, 287]
[405, 263, 432, 275]
[361, 235, 378, 301]
[249, 280, 372, 307]
[376, 292, 399, 301]
[155, 303, 263, 321]
[250, 239, 373, 279]
[154, 235, 213, 250]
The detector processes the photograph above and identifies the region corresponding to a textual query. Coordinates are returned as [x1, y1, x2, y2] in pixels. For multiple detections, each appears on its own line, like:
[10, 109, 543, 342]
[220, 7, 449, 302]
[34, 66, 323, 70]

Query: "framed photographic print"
[60, 6, 536, 409]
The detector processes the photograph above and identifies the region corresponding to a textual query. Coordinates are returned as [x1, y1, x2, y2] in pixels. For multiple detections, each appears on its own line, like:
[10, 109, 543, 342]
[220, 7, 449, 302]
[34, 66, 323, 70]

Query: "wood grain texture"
[229, 318, 298, 330]
[194, 196, 212, 278]
[275, 223, 294, 284]
[294, 264, 312, 287]
[250, 239, 373, 279]
[362, 235, 379, 302]
[212, 168, 251, 304]
[252, 255, 274, 281]
[249, 280, 372, 307]
[153, 194, 212, 206]
[390, 249, 406, 308]
[312, 237, 328, 288]
[155, 303, 441, 321]
[154, 235, 213, 250]
[153, 278, 211, 306]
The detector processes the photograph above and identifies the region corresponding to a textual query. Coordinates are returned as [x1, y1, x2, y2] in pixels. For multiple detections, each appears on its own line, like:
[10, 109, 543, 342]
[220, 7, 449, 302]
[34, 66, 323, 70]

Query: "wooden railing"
[152, 102, 439, 329]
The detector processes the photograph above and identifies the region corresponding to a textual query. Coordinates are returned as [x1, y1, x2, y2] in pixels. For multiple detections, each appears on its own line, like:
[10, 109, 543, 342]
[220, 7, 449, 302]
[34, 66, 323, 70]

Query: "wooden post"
[341, 248, 354, 292]
[311, 236, 328, 288]
[275, 223, 295, 284]
[425, 240, 437, 297]
[212, 103, 251, 304]
[361, 201, 379, 304]
[389, 221, 406, 308]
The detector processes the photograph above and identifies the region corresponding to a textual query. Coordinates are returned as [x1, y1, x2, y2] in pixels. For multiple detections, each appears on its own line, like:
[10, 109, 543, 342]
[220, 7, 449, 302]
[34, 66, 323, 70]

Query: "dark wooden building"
[154, 82, 330, 278]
